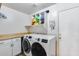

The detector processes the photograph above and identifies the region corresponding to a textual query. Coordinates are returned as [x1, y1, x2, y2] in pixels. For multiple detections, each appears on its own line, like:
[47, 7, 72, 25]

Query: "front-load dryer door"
[22, 38, 31, 55]
[31, 42, 47, 56]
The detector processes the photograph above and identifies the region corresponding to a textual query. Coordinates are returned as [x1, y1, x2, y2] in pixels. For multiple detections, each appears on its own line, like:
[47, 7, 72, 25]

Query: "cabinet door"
[0, 40, 12, 56]
[12, 38, 21, 56]
[59, 7, 79, 56]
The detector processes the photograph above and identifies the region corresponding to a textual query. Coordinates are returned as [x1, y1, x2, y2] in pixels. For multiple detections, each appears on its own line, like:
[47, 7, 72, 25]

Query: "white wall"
[0, 5, 31, 34]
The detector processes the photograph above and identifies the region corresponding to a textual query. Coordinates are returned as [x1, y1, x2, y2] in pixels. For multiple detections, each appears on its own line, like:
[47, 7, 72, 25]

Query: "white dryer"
[31, 34, 56, 56]
[22, 34, 32, 56]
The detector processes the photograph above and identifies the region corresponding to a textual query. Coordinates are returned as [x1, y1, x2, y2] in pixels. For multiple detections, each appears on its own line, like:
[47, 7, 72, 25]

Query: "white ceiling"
[2, 3, 55, 14]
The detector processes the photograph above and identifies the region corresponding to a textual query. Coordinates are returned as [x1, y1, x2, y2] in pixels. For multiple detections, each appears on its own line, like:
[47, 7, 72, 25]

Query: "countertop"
[0, 32, 32, 41]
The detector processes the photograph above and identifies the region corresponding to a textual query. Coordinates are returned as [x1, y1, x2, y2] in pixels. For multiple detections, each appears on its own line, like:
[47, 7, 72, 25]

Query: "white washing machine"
[22, 34, 56, 56]
[22, 34, 32, 56]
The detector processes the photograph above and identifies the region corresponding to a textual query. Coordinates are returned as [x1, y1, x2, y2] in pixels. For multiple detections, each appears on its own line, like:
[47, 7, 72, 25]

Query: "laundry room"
[0, 2, 79, 56]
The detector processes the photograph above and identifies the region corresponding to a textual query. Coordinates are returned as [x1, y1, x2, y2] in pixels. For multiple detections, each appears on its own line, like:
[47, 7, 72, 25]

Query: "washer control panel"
[28, 36, 32, 39]
[25, 36, 32, 41]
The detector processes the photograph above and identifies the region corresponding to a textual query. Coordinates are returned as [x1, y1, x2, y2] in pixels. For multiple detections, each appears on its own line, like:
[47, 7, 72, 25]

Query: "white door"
[59, 7, 79, 56]
[12, 38, 21, 56]
[0, 40, 12, 56]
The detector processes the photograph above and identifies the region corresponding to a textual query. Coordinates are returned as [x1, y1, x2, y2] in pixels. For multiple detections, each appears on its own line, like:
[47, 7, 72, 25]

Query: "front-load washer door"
[22, 38, 31, 55]
[31, 42, 47, 56]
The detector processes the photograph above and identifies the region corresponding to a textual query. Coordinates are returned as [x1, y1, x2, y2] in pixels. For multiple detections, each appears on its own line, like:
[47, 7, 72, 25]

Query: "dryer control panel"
[41, 39, 48, 43]
[36, 38, 48, 43]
